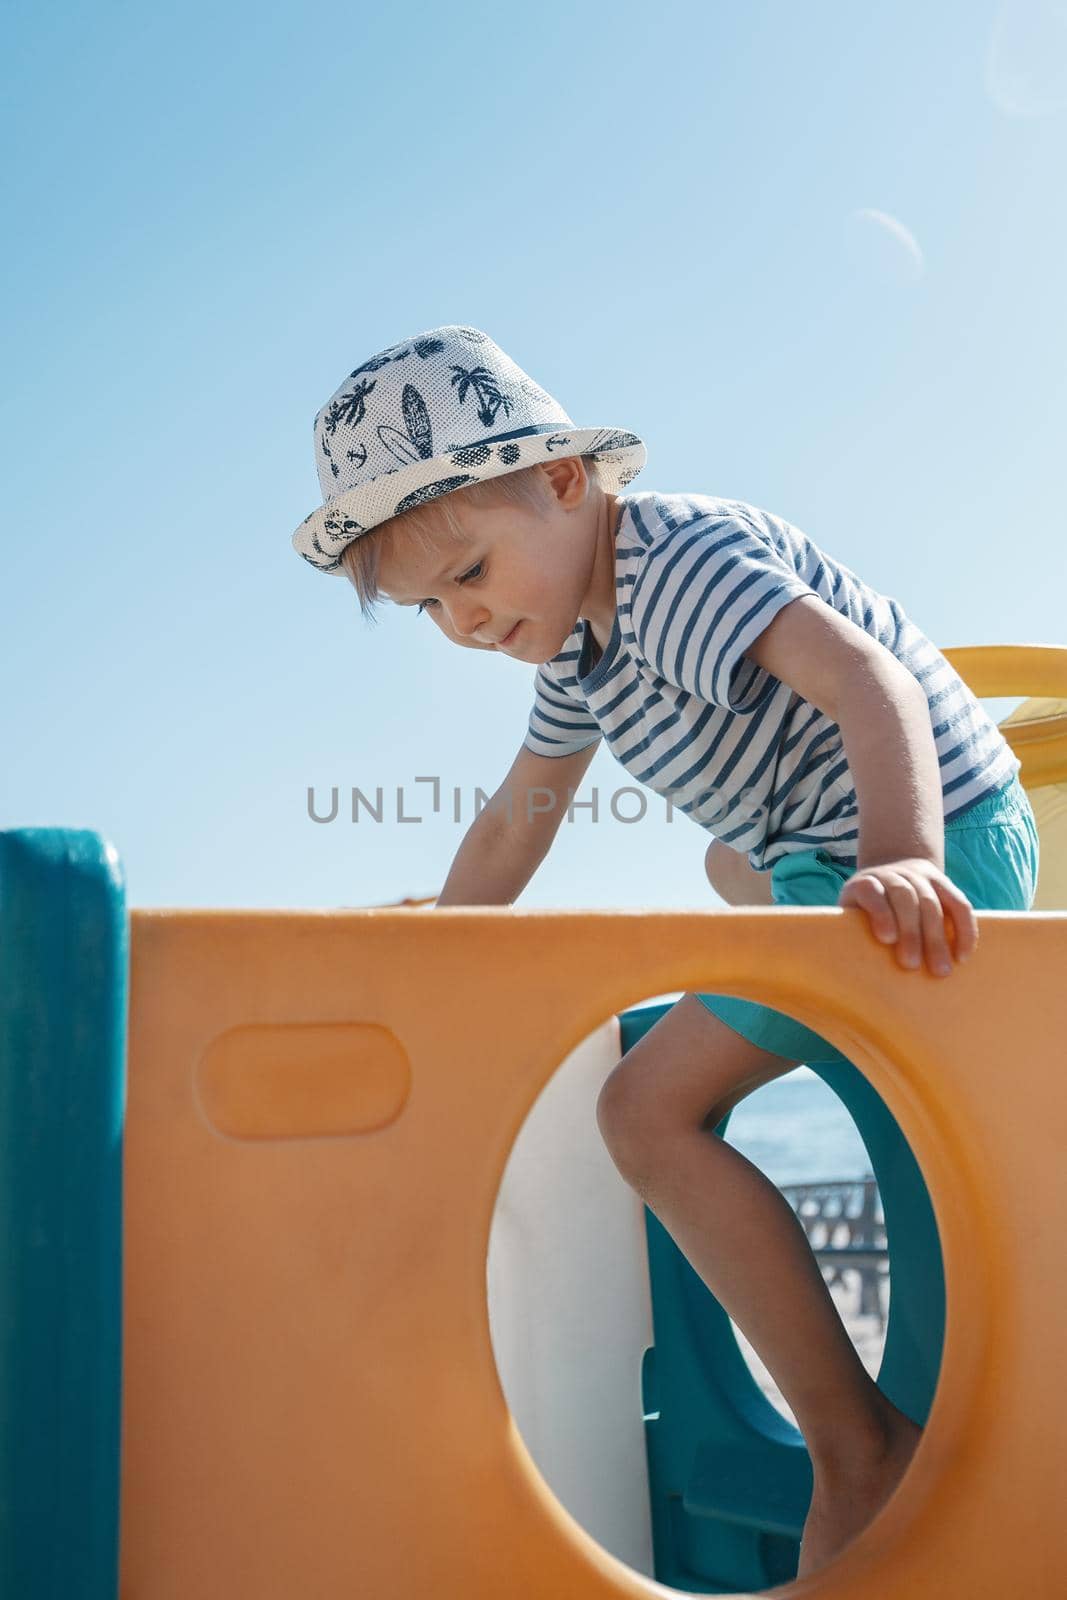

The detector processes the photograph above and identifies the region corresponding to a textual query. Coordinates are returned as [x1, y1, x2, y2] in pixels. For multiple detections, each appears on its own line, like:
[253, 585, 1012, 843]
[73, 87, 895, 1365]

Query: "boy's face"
[376, 460, 619, 664]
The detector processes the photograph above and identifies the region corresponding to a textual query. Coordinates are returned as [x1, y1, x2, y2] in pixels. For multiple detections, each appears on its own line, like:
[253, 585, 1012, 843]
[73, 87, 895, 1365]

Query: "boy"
[293, 325, 1039, 1577]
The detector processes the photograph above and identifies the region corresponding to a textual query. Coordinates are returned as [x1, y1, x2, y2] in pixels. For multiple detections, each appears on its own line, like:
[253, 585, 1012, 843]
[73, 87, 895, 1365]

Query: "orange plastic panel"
[120, 904, 1067, 1598]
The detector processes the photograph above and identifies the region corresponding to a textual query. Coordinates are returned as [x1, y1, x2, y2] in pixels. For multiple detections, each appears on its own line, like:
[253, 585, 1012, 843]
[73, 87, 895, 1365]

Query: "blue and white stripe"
[524, 492, 1019, 868]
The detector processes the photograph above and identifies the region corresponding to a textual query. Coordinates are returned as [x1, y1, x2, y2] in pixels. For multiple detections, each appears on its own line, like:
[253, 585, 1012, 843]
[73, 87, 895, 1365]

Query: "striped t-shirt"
[524, 492, 1019, 869]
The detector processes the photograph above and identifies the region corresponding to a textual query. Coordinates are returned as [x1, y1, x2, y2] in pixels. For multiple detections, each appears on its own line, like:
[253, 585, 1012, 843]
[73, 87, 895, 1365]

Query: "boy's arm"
[744, 595, 979, 977]
[435, 740, 600, 906]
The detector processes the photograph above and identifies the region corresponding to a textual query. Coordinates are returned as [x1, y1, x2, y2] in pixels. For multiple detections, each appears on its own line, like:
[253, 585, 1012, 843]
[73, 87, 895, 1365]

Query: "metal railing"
[779, 1175, 888, 1328]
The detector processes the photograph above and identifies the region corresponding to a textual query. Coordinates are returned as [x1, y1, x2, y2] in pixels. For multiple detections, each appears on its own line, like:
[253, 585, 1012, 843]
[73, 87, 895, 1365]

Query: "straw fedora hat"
[292, 323, 646, 574]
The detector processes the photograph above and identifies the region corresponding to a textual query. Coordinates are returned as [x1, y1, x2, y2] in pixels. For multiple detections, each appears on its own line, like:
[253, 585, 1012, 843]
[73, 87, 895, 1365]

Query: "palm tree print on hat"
[394, 476, 476, 515]
[450, 365, 513, 428]
[324, 377, 377, 436]
[378, 385, 436, 466]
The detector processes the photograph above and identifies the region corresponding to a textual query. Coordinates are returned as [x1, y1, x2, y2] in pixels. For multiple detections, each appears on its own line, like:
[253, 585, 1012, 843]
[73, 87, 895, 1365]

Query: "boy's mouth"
[497, 621, 522, 647]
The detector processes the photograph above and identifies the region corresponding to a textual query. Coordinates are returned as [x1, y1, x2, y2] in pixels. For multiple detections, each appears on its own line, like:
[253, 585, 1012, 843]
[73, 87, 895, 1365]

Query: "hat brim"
[291, 426, 646, 575]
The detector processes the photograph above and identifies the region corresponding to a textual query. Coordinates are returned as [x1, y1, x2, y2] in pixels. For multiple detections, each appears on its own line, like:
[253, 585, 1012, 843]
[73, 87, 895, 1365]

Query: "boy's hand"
[838, 858, 978, 977]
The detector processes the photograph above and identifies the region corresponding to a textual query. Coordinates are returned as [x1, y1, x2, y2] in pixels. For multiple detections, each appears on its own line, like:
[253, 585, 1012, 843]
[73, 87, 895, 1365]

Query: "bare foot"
[798, 1410, 923, 1580]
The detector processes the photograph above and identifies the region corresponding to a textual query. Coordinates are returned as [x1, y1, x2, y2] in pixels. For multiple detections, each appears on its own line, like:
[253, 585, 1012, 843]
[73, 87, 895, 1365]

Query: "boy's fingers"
[881, 876, 924, 970]
[929, 876, 980, 960]
[841, 866, 979, 975]
[839, 874, 898, 942]
[915, 883, 955, 975]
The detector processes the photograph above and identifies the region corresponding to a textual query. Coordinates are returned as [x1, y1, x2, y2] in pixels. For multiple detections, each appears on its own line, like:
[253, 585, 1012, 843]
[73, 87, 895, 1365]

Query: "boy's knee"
[596, 1061, 668, 1170]
[705, 837, 775, 906]
[705, 837, 743, 900]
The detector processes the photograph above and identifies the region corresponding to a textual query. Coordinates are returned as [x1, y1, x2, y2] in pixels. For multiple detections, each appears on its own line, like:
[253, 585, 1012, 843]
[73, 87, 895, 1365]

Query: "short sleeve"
[629, 513, 816, 712]
[524, 662, 603, 758]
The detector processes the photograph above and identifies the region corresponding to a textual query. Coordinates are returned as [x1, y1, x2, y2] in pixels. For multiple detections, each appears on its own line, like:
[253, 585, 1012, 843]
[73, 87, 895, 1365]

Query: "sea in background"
[632, 998, 877, 1188]
[717, 1068, 875, 1187]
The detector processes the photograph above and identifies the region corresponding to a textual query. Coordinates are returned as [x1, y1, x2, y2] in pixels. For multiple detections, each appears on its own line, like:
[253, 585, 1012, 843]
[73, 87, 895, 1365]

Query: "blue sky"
[2, 0, 1064, 911]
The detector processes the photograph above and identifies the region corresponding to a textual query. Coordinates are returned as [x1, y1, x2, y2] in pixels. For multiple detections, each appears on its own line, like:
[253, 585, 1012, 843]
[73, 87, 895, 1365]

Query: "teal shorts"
[696, 773, 1040, 1065]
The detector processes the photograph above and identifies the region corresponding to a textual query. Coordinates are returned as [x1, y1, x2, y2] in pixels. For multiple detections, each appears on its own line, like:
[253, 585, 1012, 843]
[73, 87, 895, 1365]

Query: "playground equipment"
[1, 646, 1065, 1598]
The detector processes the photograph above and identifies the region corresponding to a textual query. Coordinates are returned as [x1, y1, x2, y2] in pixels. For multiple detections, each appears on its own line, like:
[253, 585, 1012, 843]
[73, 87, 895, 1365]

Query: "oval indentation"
[196, 1022, 411, 1140]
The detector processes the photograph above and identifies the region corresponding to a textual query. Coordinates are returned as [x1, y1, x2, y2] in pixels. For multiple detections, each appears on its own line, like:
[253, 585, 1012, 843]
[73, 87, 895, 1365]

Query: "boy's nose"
[449, 600, 491, 640]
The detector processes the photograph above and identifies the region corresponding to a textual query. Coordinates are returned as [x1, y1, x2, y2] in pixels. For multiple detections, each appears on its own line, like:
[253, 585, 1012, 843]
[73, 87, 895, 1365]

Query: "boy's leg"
[596, 993, 920, 1574]
[704, 836, 776, 906]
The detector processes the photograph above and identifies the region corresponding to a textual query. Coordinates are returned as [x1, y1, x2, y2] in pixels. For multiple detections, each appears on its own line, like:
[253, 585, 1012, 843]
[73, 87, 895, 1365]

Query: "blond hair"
[339, 456, 604, 624]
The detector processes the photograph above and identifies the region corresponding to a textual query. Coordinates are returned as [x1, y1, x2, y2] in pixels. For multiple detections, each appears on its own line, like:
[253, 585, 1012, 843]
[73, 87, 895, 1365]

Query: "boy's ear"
[541, 455, 588, 507]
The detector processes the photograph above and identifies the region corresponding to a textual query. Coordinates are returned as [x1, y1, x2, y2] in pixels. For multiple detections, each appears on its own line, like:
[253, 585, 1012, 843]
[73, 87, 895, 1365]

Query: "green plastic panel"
[0, 831, 127, 1600]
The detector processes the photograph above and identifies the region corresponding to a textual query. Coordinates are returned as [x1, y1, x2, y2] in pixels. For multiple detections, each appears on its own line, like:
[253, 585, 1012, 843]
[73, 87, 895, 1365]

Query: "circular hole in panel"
[487, 984, 941, 1596]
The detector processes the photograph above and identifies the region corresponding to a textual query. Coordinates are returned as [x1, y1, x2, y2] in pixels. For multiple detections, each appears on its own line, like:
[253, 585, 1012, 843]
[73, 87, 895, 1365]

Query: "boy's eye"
[415, 561, 484, 615]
